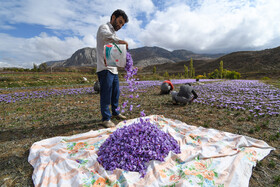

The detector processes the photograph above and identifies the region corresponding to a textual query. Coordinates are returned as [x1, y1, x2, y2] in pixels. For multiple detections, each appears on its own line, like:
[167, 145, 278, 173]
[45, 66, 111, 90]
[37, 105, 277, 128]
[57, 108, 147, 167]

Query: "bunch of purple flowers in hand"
[97, 118, 181, 177]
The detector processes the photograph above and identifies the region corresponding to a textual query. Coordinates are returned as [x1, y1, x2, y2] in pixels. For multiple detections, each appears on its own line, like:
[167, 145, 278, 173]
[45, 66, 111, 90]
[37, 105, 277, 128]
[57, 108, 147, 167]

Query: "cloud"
[0, 33, 90, 68]
[0, 0, 155, 37]
[139, 0, 280, 53]
[1, 0, 280, 68]
[0, 0, 155, 67]
[1, 0, 73, 30]
[0, 61, 17, 68]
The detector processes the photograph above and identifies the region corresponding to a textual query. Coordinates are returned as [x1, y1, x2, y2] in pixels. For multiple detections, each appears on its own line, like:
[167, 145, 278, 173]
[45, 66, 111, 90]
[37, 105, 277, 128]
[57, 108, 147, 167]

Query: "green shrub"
[261, 76, 270, 80]
[268, 160, 276, 168]
[248, 128, 254, 134]
[273, 175, 280, 186]
[255, 125, 261, 132]
[0, 77, 13, 82]
[91, 68, 97, 74]
[163, 71, 169, 79]
[208, 69, 241, 79]
[225, 70, 241, 79]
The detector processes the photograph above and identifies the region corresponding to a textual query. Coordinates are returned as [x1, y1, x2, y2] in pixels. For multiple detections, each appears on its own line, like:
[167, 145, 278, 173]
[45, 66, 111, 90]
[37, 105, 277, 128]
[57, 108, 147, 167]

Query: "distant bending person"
[171, 83, 198, 105]
[160, 80, 174, 94]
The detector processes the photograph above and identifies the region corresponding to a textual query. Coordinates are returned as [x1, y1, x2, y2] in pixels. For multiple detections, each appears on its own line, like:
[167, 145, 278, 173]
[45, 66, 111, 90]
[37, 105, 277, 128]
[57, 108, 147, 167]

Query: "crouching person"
[171, 83, 198, 105]
[160, 80, 174, 94]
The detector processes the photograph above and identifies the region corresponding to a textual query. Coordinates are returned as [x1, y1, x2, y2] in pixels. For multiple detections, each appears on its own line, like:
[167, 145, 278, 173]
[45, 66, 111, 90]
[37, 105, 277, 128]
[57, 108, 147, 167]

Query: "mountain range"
[45, 46, 224, 68]
[44, 46, 280, 78]
[142, 46, 280, 78]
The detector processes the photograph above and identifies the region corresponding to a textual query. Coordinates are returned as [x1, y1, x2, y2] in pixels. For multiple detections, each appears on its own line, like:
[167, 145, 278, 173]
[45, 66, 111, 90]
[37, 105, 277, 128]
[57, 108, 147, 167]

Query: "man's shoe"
[112, 114, 127, 120]
[102, 120, 115, 128]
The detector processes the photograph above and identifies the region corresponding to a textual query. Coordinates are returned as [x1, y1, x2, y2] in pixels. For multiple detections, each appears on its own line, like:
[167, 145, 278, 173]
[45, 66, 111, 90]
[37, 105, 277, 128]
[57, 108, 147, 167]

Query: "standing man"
[96, 9, 128, 127]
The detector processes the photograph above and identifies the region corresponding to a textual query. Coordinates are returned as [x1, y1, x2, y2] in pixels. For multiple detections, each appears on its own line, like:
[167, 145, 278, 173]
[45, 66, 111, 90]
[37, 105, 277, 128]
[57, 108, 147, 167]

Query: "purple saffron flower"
[97, 120, 181, 177]
[140, 110, 146, 117]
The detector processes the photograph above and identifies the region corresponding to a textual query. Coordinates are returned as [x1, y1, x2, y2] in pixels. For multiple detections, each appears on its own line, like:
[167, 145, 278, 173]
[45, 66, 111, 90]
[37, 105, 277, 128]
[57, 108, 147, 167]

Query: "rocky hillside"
[142, 46, 280, 78]
[128, 46, 223, 67]
[128, 47, 176, 67]
[46, 48, 96, 67]
[44, 60, 65, 67]
[44, 46, 223, 68]
[207, 46, 280, 72]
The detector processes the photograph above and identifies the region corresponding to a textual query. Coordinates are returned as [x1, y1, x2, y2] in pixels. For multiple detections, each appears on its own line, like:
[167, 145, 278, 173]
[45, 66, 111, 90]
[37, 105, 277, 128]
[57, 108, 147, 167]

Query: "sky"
[0, 0, 280, 68]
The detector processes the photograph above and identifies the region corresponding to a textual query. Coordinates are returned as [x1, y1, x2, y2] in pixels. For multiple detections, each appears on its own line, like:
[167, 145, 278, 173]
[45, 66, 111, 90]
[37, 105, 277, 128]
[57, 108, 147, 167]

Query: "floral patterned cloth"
[28, 115, 274, 187]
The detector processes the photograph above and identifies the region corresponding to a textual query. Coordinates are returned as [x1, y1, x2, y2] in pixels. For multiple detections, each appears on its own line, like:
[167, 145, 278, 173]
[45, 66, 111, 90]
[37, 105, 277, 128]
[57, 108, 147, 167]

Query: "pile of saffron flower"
[97, 118, 181, 177]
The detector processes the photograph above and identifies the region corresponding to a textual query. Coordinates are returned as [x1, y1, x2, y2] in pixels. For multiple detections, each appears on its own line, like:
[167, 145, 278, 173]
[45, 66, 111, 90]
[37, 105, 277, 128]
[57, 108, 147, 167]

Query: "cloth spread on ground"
[28, 115, 274, 187]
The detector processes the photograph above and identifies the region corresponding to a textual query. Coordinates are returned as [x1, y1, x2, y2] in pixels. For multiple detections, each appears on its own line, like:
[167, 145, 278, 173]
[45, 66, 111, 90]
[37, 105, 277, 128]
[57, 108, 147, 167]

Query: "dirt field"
[0, 81, 279, 186]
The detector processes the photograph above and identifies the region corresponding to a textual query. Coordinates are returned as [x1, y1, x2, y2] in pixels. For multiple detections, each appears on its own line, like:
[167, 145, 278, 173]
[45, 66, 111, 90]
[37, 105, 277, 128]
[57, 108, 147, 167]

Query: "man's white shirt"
[96, 22, 121, 74]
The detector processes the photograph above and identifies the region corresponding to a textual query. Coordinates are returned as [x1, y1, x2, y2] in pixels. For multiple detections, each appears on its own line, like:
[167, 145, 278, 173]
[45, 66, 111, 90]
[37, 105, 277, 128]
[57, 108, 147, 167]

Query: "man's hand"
[118, 40, 128, 50]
